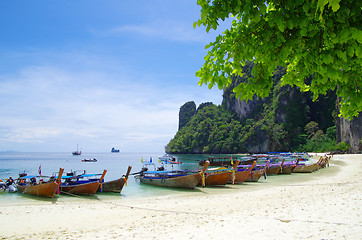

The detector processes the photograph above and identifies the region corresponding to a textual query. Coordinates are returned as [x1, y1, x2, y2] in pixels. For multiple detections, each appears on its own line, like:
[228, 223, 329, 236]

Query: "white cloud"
[0, 62, 221, 152]
[104, 20, 223, 43]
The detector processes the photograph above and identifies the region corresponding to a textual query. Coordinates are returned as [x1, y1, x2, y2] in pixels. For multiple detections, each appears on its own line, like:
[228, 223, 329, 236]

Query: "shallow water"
[0, 152, 228, 204]
[0, 152, 336, 205]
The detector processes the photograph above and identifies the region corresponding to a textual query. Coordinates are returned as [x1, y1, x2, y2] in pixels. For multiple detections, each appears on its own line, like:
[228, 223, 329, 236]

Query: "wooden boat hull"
[277, 165, 295, 174]
[98, 178, 127, 193]
[245, 169, 264, 182]
[61, 181, 100, 195]
[266, 165, 281, 175]
[17, 182, 59, 198]
[293, 163, 320, 173]
[228, 170, 250, 184]
[136, 173, 201, 189]
[198, 171, 232, 187]
[98, 166, 131, 193]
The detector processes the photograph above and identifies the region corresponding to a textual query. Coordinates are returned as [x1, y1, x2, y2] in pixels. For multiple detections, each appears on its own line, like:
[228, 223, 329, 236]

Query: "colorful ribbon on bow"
[199, 172, 205, 188]
[123, 177, 128, 186]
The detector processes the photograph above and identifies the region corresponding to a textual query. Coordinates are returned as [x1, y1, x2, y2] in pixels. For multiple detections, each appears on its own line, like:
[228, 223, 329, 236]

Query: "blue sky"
[0, 0, 229, 153]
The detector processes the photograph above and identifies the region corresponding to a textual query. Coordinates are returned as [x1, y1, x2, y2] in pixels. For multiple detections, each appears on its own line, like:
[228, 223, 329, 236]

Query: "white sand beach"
[0, 154, 361, 240]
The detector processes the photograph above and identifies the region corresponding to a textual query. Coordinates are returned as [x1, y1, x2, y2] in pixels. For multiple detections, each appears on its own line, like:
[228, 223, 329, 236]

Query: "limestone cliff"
[336, 99, 362, 153]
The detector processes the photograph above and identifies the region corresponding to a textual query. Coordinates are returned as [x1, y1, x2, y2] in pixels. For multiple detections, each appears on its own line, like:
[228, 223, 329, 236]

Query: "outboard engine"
[157, 166, 165, 171]
[19, 172, 27, 178]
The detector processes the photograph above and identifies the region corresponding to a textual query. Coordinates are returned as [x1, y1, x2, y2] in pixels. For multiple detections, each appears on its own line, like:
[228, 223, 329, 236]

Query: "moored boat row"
[4, 153, 331, 198]
[132, 153, 331, 189]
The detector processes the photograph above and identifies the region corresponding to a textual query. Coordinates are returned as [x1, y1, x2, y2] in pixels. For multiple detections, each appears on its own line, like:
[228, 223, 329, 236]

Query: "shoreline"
[0, 154, 361, 239]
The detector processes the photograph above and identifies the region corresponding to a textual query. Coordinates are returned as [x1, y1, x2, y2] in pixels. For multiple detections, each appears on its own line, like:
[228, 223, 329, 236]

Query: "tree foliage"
[194, 0, 361, 119]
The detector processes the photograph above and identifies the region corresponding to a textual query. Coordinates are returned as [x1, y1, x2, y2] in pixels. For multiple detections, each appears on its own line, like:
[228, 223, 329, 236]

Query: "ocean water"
[0, 152, 331, 204]
[0, 152, 212, 204]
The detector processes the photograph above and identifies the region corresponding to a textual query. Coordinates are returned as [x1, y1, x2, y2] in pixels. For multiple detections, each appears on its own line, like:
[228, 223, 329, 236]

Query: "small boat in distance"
[159, 154, 181, 164]
[82, 158, 97, 162]
[111, 147, 120, 153]
[72, 144, 82, 155]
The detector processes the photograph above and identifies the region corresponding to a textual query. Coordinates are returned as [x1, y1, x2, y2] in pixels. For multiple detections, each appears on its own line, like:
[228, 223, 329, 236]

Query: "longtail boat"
[277, 159, 300, 174]
[293, 162, 320, 173]
[293, 157, 320, 173]
[60, 170, 107, 195]
[198, 160, 240, 187]
[98, 166, 132, 193]
[228, 161, 256, 184]
[318, 156, 330, 168]
[16, 168, 64, 198]
[265, 164, 280, 175]
[294, 156, 329, 173]
[245, 169, 265, 182]
[135, 162, 209, 189]
[246, 161, 269, 182]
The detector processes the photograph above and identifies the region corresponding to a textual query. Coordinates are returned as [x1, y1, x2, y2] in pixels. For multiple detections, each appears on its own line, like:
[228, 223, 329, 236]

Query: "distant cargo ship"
[111, 147, 120, 153]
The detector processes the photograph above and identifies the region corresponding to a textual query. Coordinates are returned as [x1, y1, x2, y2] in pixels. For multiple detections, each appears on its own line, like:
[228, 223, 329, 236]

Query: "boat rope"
[60, 191, 84, 198]
[104, 201, 209, 216]
[283, 181, 362, 187]
[270, 216, 362, 227]
[101, 201, 362, 227]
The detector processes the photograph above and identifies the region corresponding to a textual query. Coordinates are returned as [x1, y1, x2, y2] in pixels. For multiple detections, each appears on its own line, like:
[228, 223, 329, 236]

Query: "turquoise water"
[0, 152, 335, 205]
[0, 152, 217, 204]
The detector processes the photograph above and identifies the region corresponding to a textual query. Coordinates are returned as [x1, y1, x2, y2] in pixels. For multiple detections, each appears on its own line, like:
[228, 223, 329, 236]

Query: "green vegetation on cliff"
[167, 104, 251, 154]
[166, 62, 337, 154]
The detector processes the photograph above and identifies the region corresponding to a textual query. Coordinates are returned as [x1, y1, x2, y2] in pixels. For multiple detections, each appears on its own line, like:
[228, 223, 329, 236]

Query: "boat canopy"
[60, 176, 74, 179]
[19, 175, 50, 179]
[56, 173, 101, 179]
[144, 170, 186, 174]
[207, 167, 228, 171]
[80, 174, 101, 177]
[19, 175, 37, 179]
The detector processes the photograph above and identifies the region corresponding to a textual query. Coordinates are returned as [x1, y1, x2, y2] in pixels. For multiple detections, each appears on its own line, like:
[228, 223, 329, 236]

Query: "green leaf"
[340, 28, 351, 43]
[347, 46, 355, 57]
[276, 18, 285, 32]
[259, 4, 267, 14]
[331, 0, 340, 12]
[323, 54, 333, 64]
[356, 46, 362, 57]
[352, 29, 362, 43]
[300, 28, 307, 36]
[286, 20, 294, 29]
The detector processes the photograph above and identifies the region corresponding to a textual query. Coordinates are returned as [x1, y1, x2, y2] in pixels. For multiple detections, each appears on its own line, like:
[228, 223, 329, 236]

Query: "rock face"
[178, 101, 196, 130]
[224, 94, 263, 120]
[223, 94, 271, 152]
[336, 114, 362, 153]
